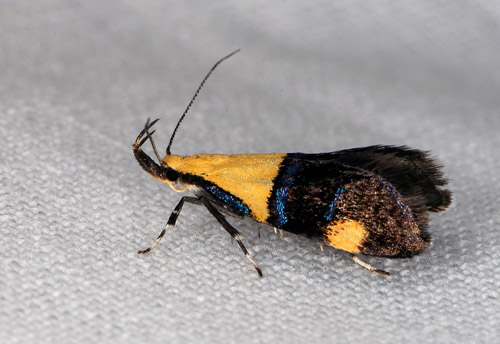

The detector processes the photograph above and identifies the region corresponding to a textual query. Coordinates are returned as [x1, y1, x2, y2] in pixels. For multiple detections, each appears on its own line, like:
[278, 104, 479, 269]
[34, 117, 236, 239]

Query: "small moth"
[133, 50, 451, 277]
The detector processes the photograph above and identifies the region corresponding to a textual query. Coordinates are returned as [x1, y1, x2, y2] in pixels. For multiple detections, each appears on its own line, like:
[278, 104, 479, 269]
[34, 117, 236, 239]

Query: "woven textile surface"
[2, 2, 499, 343]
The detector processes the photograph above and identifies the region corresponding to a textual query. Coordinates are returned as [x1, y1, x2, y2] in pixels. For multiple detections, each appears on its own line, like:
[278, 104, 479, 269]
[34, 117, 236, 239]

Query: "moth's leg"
[349, 253, 390, 276]
[273, 227, 284, 237]
[200, 197, 263, 278]
[138, 196, 202, 254]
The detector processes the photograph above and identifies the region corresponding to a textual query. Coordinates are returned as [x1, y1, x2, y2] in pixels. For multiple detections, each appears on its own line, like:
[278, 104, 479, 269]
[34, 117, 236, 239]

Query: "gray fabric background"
[2, 1, 499, 343]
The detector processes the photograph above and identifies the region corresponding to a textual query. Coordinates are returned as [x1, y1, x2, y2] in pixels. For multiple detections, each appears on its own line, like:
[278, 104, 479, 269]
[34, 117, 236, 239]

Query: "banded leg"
[138, 196, 202, 254]
[349, 253, 390, 276]
[200, 197, 263, 278]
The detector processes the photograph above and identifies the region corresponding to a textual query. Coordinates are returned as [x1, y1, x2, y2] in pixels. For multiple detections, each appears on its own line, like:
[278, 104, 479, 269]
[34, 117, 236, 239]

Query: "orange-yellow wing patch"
[324, 219, 369, 253]
[163, 153, 286, 222]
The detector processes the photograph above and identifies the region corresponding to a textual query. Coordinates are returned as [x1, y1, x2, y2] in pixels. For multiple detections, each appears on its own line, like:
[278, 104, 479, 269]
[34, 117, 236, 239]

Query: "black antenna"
[166, 49, 241, 155]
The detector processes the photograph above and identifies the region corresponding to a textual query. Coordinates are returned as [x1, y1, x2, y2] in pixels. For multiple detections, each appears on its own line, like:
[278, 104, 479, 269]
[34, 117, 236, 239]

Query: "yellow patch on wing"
[163, 153, 286, 222]
[325, 219, 368, 254]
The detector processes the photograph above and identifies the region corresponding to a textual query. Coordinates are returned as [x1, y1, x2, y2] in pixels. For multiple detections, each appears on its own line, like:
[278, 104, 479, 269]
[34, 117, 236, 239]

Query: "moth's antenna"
[166, 49, 241, 155]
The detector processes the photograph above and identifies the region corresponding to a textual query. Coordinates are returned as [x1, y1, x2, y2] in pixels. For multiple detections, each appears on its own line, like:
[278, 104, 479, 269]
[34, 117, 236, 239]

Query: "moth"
[133, 50, 451, 277]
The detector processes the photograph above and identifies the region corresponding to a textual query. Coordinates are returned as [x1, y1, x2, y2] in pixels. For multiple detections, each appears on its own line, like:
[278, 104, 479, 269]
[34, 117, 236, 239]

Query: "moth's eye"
[166, 169, 179, 181]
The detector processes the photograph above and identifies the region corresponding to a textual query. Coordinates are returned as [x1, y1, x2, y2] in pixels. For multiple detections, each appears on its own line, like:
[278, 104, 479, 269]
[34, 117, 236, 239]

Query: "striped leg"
[138, 196, 202, 254]
[200, 197, 263, 278]
[349, 253, 390, 276]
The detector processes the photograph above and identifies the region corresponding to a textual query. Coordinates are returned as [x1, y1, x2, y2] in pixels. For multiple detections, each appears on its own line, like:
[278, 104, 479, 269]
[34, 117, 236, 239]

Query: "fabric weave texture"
[1, 2, 499, 343]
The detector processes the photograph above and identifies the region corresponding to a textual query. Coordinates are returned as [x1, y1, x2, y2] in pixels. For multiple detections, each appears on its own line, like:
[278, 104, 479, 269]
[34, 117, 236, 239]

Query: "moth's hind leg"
[138, 196, 202, 254]
[349, 253, 390, 276]
[200, 197, 263, 278]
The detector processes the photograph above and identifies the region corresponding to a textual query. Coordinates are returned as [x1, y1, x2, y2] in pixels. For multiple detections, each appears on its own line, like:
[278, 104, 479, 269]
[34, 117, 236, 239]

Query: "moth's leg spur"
[349, 253, 390, 276]
[138, 196, 202, 254]
[200, 197, 263, 278]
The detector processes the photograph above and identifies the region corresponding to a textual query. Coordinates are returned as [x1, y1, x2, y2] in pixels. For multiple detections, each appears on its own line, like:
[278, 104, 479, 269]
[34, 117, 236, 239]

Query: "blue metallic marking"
[204, 185, 250, 215]
[407, 232, 420, 244]
[323, 187, 345, 221]
[273, 160, 301, 227]
[379, 178, 413, 222]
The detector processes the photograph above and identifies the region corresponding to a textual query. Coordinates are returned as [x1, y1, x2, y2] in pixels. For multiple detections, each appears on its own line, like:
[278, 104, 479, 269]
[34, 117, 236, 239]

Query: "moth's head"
[133, 118, 188, 192]
[160, 155, 191, 191]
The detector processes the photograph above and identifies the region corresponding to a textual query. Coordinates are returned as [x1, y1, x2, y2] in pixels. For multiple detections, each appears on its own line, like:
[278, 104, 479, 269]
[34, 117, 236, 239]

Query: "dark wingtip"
[429, 189, 452, 212]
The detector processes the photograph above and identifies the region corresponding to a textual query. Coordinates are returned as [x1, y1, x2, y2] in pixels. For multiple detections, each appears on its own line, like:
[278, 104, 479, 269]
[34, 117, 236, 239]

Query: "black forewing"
[267, 149, 445, 257]
[317, 145, 451, 212]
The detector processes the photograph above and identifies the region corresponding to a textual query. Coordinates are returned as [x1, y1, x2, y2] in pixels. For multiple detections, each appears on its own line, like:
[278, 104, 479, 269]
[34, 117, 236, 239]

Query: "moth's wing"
[270, 155, 431, 257]
[329, 145, 452, 212]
